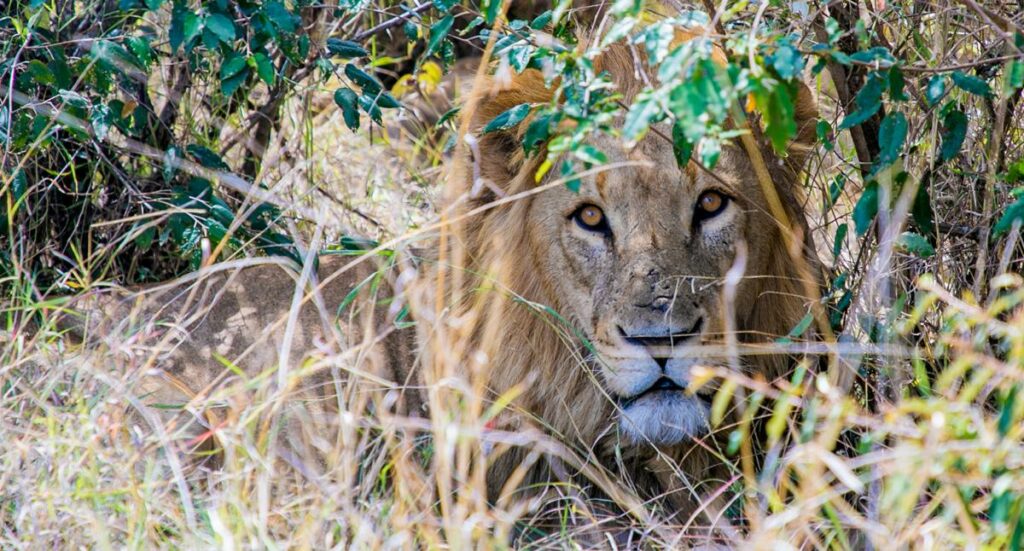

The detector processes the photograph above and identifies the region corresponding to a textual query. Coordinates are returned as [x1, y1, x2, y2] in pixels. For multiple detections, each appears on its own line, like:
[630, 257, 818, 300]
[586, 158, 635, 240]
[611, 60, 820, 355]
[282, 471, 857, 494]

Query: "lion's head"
[450, 33, 819, 497]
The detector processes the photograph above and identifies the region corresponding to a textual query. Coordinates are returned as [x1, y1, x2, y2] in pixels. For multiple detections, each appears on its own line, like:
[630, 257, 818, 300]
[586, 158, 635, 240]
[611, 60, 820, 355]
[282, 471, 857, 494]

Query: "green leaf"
[221, 54, 247, 79]
[432, 0, 457, 13]
[220, 54, 249, 95]
[726, 430, 742, 456]
[817, 119, 834, 150]
[58, 90, 88, 109]
[623, 94, 663, 142]
[672, 119, 693, 168]
[441, 40, 455, 66]
[90, 104, 112, 141]
[186, 144, 229, 170]
[531, 10, 552, 29]
[179, 225, 202, 257]
[756, 84, 796, 154]
[334, 88, 360, 131]
[47, 55, 73, 89]
[1008, 160, 1024, 184]
[939, 108, 967, 162]
[638, 22, 675, 64]
[436, 106, 461, 128]
[990, 486, 1013, 533]
[163, 146, 181, 182]
[699, 137, 721, 168]
[205, 13, 235, 43]
[768, 42, 803, 80]
[1009, 57, 1024, 91]
[925, 75, 946, 105]
[483, 0, 501, 24]
[426, 15, 454, 57]
[90, 41, 146, 79]
[263, 1, 297, 33]
[26, 60, 55, 85]
[482, 103, 531, 133]
[523, 111, 552, 155]
[209, 197, 234, 226]
[169, 2, 188, 53]
[339, 235, 379, 251]
[373, 91, 401, 109]
[994, 195, 1024, 238]
[787, 312, 815, 340]
[507, 46, 533, 73]
[358, 94, 383, 124]
[561, 160, 580, 193]
[853, 181, 879, 235]
[839, 73, 883, 130]
[344, 63, 383, 95]
[125, 36, 153, 68]
[951, 71, 991, 97]
[876, 111, 907, 168]
[182, 11, 202, 48]
[840, 109, 878, 134]
[998, 385, 1018, 439]
[575, 145, 607, 165]
[912, 182, 934, 234]
[10, 169, 28, 205]
[403, 20, 420, 40]
[888, 67, 908, 101]
[833, 223, 848, 259]
[135, 226, 156, 251]
[849, 46, 895, 65]
[896, 231, 935, 258]
[252, 53, 275, 85]
[827, 174, 847, 208]
[326, 38, 368, 59]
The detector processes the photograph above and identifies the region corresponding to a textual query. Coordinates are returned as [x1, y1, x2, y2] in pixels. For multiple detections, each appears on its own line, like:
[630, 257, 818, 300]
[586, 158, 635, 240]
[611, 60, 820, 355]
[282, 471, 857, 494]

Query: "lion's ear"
[467, 69, 554, 191]
[786, 80, 819, 173]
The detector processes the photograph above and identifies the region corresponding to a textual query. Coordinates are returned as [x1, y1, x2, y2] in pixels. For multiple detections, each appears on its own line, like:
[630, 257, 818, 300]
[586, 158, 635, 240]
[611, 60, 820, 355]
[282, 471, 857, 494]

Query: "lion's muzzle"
[599, 315, 714, 446]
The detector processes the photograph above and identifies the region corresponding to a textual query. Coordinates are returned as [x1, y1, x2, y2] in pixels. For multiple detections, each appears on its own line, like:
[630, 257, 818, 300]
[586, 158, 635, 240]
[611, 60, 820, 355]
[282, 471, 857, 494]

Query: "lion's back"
[62, 254, 419, 414]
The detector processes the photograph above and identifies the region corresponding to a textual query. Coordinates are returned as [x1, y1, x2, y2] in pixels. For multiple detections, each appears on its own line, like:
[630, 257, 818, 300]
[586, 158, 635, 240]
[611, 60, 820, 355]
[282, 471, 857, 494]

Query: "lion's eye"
[694, 190, 729, 221]
[572, 204, 610, 233]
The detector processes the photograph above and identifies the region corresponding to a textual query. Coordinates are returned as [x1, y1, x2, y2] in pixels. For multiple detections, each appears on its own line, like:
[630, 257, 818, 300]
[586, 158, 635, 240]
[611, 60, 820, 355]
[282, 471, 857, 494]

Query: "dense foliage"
[3, 0, 1024, 547]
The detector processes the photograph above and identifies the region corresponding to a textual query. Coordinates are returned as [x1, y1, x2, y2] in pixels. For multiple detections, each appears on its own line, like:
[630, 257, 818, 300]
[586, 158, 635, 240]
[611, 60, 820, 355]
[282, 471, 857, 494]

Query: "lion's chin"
[619, 391, 711, 446]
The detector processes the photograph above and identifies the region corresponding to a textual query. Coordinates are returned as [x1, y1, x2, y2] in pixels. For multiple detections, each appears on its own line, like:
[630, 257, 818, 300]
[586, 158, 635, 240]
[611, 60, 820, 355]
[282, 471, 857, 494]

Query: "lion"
[57, 30, 820, 531]
[452, 34, 820, 519]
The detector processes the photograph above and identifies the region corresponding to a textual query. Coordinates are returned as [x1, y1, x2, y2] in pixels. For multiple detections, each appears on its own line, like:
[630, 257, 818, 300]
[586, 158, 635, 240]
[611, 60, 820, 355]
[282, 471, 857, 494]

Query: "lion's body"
[64, 255, 420, 466]
[62, 30, 819, 524]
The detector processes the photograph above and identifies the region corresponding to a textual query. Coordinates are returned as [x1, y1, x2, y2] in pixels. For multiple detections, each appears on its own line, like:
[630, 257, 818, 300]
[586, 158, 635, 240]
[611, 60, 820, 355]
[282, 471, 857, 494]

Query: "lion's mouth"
[618, 376, 685, 408]
[615, 376, 714, 445]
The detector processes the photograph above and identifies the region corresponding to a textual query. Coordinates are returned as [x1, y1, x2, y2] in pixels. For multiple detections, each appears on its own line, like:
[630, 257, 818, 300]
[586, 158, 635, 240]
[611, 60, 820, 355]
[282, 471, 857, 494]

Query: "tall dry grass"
[4, 2, 1024, 549]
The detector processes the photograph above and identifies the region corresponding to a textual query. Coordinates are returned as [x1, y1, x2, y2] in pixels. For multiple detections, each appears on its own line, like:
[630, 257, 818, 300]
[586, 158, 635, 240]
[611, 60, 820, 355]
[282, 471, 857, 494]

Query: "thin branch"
[354, 1, 433, 42]
[972, 67, 1011, 297]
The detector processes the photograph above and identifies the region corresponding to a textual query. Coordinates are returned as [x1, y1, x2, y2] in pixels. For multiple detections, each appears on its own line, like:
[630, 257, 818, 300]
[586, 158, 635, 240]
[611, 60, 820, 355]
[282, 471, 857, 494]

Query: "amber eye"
[572, 204, 610, 233]
[695, 190, 729, 221]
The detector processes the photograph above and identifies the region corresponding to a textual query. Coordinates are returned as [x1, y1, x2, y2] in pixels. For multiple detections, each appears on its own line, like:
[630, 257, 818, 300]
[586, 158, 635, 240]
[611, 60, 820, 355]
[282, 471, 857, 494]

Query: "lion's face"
[523, 130, 778, 446]
[466, 43, 817, 459]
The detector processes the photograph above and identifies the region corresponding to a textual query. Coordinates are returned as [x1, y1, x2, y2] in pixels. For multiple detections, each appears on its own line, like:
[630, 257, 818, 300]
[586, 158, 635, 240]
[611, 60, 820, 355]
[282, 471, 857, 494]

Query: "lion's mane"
[439, 34, 821, 515]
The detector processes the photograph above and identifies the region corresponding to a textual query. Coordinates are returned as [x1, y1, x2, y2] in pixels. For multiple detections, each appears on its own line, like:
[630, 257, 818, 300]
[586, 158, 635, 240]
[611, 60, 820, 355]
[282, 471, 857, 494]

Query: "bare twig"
[354, 1, 433, 42]
[972, 50, 1012, 297]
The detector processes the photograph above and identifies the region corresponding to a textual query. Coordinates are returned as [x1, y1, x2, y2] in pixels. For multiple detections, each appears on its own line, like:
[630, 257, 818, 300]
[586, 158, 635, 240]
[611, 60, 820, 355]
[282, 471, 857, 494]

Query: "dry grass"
[4, 2, 1024, 549]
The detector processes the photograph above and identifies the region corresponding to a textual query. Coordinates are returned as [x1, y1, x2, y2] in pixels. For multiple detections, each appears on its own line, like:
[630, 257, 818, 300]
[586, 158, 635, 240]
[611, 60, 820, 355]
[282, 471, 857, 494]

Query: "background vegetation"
[2, 0, 1024, 547]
